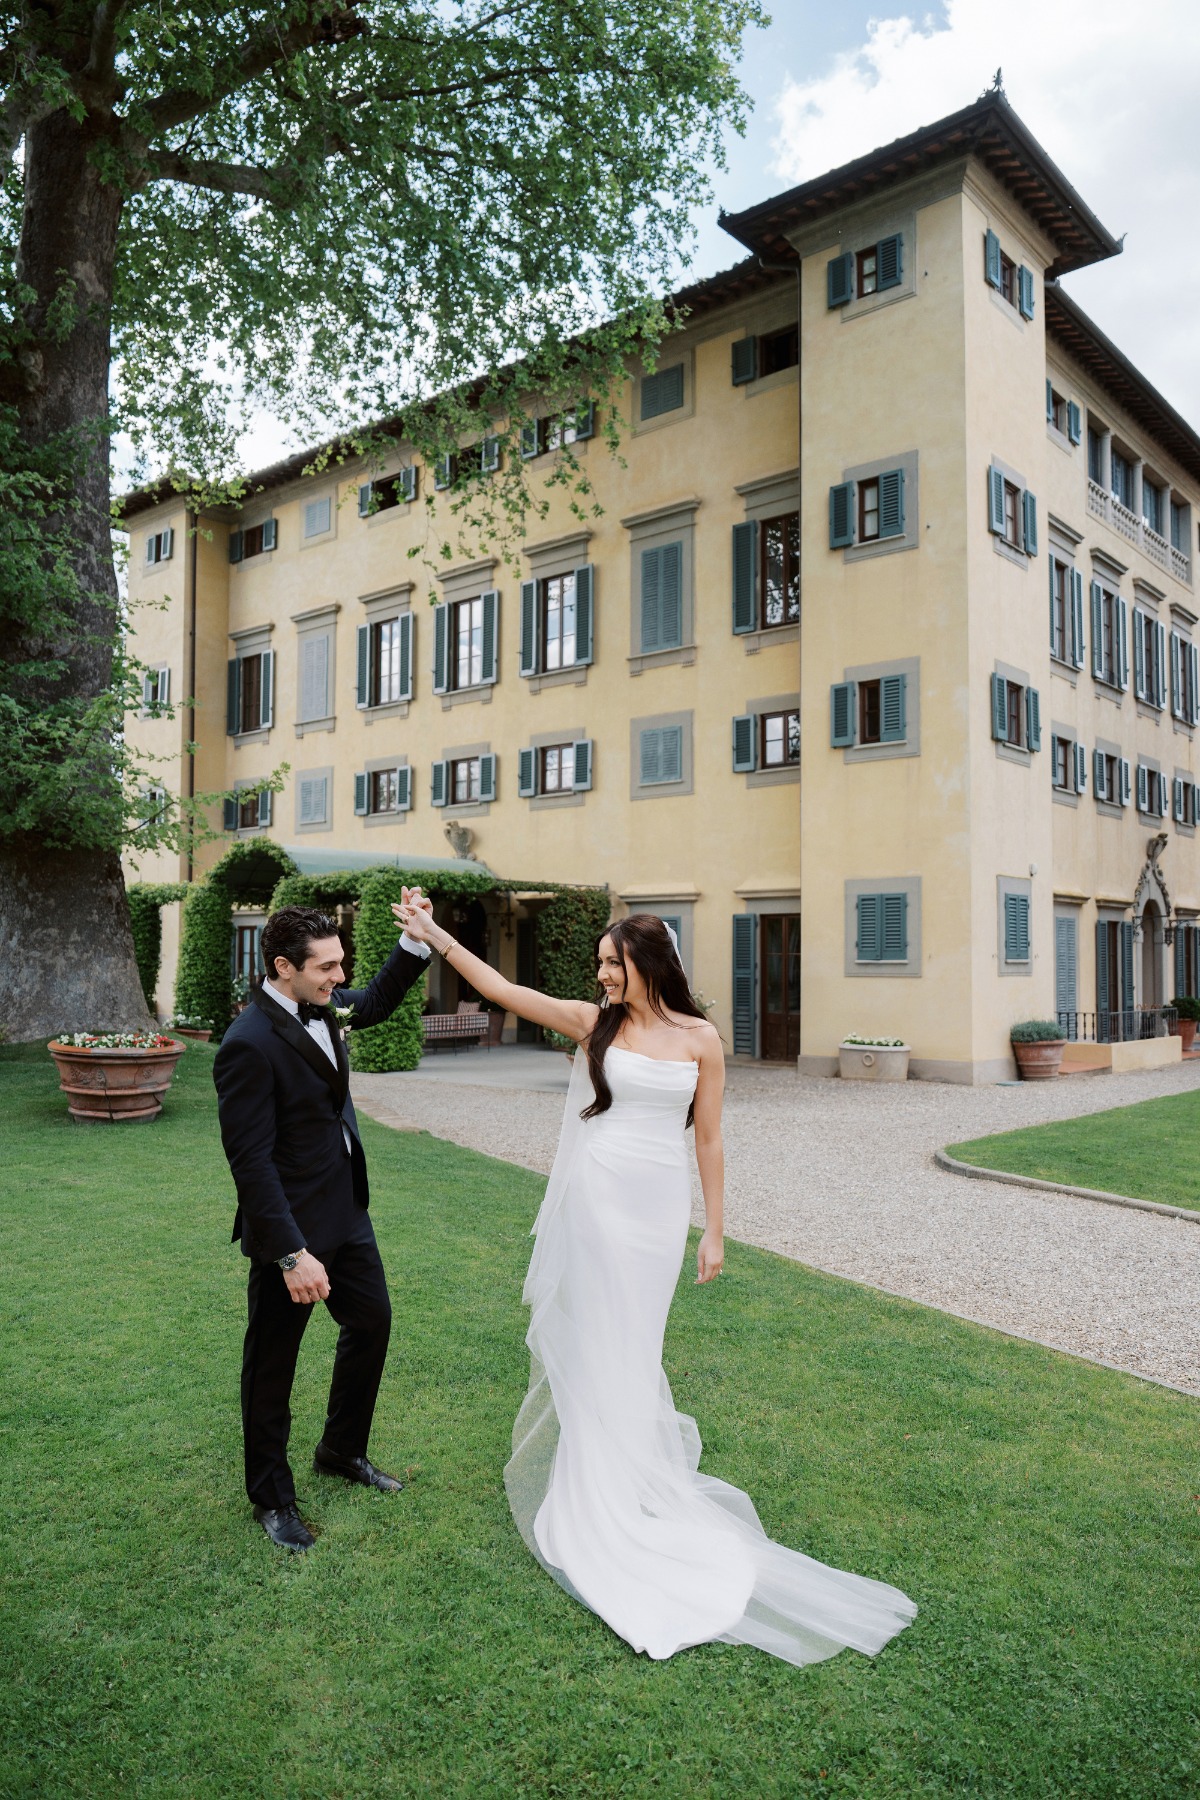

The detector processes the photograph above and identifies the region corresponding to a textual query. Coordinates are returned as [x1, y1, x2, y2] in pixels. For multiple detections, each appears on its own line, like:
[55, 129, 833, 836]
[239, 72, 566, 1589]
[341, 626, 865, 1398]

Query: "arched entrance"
[1140, 899, 1164, 1009]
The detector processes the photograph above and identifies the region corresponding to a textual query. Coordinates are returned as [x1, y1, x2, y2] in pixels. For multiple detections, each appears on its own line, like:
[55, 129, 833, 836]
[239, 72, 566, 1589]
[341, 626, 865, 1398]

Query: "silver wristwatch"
[277, 1249, 305, 1272]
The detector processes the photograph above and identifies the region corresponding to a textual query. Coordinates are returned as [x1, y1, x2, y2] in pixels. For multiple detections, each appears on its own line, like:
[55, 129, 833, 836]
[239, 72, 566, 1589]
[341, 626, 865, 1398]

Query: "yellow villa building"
[123, 91, 1200, 1080]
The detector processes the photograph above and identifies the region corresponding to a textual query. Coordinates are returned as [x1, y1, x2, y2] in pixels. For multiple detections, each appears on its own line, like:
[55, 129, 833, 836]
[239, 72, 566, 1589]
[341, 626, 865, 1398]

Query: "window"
[522, 405, 595, 455]
[1050, 560, 1068, 662]
[984, 231, 1034, 318]
[1096, 919, 1134, 1024]
[1003, 480, 1020, 548]
[856, 246, 879, 296]
[759, 513, 800, 627]
[1133, 609, 1165, 708]
[298, 775, 328, 825]
[224, 788, 271, 831]
[373, 618, 404, 706]
[856, 893, 907, 963]
[1171, 500, 1189, 552]
[1093, 749, 1130, 808]
[999, 252, 1015, 305]
[1171, 631, 1200, 724]
[1089, 582, 1127, 690]
[639, 726, 683, 786]
[433, 591, 497, 694]
[540, 744, 573, 793]
[145, 528, 173, 565]
[372, 769, 400, 813]
[239, 790, 262, 829]
[640, 365, 685, 421]
[986, 467, 1037, 556]
[761, 709, 800, 767]
[1111, 449, 1134, 509]
[228, 519, 277, 562]
[826, 234, 902, 307]
[233, 922, 261, 981]
[1174, 778, 1198, 827]
[1137, 764, 1167, 818]
[453, 597, 485, 690]
[434, 439, 499, 489]
[759, 324, 798, 376]
[359, 468, 416, 515]
[1048, 387, 1067, 435]
[452, 756, 482, 804]
[542, 575, 577, 671]
[990, 673, 1041, 752]
[639, 543, 683, 652]
[830, 673, 907, 749]
[1002, 892, 1031, 965]
[519, 567, 593, 675]
[430, 754, 494, 807]
[1143, 480, 1164, 537]
[518, 740, 592, 797]
[140, 664, 170, 713]
[226, 650, 274, 736]
[829, 468, 905, 548]
[1051, 736, 1071, 791]
[303, 496, 331, 538]
[1088, 427, 1103, 483]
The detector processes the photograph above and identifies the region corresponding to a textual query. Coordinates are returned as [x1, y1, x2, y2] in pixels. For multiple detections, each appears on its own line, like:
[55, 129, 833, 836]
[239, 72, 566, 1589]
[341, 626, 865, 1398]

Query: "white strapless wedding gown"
[504, 1047, 917, 1667]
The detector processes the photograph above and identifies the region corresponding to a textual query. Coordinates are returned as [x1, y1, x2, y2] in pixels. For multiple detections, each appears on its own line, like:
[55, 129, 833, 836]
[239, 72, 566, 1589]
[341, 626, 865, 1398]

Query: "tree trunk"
[0, 840, 152, 1038]
[4, 108, 153, 1039]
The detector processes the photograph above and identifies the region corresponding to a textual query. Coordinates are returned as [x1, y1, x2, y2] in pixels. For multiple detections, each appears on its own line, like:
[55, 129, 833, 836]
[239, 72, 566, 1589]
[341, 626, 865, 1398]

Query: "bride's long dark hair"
[581, 914, 708, 1127]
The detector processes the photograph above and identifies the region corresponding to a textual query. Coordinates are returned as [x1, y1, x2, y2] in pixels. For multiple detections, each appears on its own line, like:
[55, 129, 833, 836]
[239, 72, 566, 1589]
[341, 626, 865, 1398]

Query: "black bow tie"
[298, 1001, 329, 1025]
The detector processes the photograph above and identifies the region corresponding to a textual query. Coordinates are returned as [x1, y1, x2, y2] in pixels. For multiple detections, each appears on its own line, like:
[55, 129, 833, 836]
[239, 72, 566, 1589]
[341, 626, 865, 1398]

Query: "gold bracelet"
[441, 937, 459, 959]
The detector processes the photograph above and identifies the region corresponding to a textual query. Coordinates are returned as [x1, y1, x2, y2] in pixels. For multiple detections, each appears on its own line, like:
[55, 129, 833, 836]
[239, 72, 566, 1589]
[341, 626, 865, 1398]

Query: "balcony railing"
[1143, 524, 1170, 571]
[1171, 543, 1191, 584]
[1111, 497, 1141, 544]
[1057, 1006, 1178, 1044]
[1083, 482, 1192, 588]
[1087, 479, 1109, 521]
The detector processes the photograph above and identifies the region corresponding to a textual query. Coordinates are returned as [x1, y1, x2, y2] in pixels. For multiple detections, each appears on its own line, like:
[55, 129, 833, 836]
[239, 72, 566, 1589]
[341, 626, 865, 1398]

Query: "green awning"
[281, 845, 497, 878]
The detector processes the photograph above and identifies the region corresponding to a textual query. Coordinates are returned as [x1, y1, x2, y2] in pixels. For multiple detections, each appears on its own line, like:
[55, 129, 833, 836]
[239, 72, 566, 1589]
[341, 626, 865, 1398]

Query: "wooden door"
[761, 914, 801, 1060]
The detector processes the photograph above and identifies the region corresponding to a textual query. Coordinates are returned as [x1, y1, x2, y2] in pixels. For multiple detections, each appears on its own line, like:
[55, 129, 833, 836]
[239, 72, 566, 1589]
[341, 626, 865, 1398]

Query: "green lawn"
[1, 1044, 1197, 1800]
[948, 1088, 1200, 1213]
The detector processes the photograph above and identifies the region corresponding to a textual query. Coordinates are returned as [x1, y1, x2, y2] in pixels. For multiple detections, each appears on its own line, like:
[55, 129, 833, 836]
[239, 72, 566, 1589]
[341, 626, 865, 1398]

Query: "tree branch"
[141, 149, 303, 206]
[79, 0, 130, 100]
[142, 4, 365, 138]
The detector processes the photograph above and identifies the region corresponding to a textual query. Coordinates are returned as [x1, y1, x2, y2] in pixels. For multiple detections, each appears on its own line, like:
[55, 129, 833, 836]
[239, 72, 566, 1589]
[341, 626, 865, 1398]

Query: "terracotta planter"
[838, 1043, 910, 1082]
[1170, 1018, 1198, 1053]
[486, 1009, 505, 1047]
[1011, 1038, 1065, 1080]
[47, 1040, 187, 1122]
[171, 1027, 212, 1042]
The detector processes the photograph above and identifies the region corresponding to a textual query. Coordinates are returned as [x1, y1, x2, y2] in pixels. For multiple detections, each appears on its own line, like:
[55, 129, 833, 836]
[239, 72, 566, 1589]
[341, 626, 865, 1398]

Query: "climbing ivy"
[537, 888, 613, 1050]
[172, 841, 300, 1035]
[347, 873, 428, 1074]
[126, 882, 188, 1009]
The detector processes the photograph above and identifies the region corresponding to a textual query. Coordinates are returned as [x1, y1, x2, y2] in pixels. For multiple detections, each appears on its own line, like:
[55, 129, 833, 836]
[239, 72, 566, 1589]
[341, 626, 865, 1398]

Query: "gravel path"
[352, 1057, 1200, 1397]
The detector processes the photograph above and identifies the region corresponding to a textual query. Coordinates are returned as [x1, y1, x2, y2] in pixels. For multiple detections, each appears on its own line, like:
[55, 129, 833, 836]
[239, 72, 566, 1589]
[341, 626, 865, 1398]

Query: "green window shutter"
[520, 421, 538, 459]
[257, 787, 272, 827]
[142, 670, 154, 709]
[1133, 608, 1146, 698]
[1018, 265, 1035, 319]
[573, 401, 596, 440]
[1025, 686, 1041, 752]
[1004, 893, 1030, 963]
[480, 590, 499, 684]
[1191, 645, 1200, 725]
[1095, 920, 1111, 1013]
[572, 739, 593, 791]
[984, 229, 1002, 289]
[396, 767, 412, 811]
[228, 529, 243, 564]
[356, 623, 371, 708]
[731, 914, 758, 1054]
[640, 726, 682, 785]
[640, 364, 684, 420]
[1067, 400, 1082, 444]
[856, 894, 882, 961]
[1090, 581, 1104, 678]
[661, 726, 683, 782]
[1055, 915, 1077, 1018]
[877, 233, 903, 289]
[517, 747, 536, 797]
[574, 563, 594, 665]
[1136, 763, 1148, 812]
[262, 518, 277, 552]
[1174, 776, 1186, 822]
[1176, 929, 1187, 996]
[987, 467, 1006, 535]
[433, 603, 449, 694]
[480, 435, 500, 473]
[640, 728, 661, 784]
[1093, 747, 1105, 797]
[660, 543, 682, 648]
[431, 761, 448, 807]
[1022, 488, 1038, 556]
[434, 453, 453, 489]
[640, 547, 662, 652]
[479, 753, 497, 802]
[519, 579, 539, 676]
[1154, 620, 1166, 708]
[878, 468, 905, 538]
[731, 337, 758, 385]
[358, 482, 373, 517]
[354, 772, 368, 815]
[731, 520, 758, 633]
[1071, 568, 1085, 669]
[1116, 596, 1129, 690]
[1120, 921, 1134, 1012]
[398, 611, 413, 701]
[226, 659, 239, 734]
[1074, 742, 1087, 793]
[829, 482, 854, 548]
[990, 672, 1008, 741]
[223, 796, 238, 830]
[732, 714, 757, 772]
[1119, 757, 1131, 806]
[259, 650, 274, 729]
[826, 252, 853, 307]
[1045, 378, 1054, 422]
[161, 527, 174, 560]
[830, 681, 856, 747]
[146, 533, 156, 565]
[1171, 631, 1182, 715]
[1047, 556, 1057, 651]
[880, 674, 906, 742]
[399, 465, 417, 501]
[880, 893, 907, 961]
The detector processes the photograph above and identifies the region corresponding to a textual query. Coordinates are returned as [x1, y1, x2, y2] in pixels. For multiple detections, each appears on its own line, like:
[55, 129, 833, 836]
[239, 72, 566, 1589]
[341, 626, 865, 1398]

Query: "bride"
[393, 903, 916, 1667]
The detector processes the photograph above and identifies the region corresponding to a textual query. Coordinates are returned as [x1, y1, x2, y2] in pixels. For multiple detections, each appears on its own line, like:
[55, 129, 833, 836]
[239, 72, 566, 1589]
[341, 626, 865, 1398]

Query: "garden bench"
[421, 1003, 491, 1052]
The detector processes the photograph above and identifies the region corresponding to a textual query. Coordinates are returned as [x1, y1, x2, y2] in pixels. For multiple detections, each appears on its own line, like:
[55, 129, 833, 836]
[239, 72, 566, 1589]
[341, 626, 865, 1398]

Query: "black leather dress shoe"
[313, 1441, 404, 1493]
[253, 1503, 315, 1552]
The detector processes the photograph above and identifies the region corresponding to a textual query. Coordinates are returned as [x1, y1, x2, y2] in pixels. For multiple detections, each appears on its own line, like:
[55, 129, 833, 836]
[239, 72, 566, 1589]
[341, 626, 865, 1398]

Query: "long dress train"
[503, 1046, 917, 1667]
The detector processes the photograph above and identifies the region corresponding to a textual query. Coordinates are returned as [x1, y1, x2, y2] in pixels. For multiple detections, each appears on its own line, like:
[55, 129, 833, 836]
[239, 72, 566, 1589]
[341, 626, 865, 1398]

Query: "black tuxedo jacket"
[212, 938, 428, 1264]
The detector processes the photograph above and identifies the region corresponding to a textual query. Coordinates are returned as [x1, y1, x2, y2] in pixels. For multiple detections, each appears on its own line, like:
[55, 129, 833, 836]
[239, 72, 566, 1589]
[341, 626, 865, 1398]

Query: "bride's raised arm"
[393, 901, 598, 1045]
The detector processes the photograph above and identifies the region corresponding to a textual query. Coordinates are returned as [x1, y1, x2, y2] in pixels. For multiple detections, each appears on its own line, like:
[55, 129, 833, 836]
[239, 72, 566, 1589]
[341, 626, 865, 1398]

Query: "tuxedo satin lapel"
[251, 986, 343, 1102]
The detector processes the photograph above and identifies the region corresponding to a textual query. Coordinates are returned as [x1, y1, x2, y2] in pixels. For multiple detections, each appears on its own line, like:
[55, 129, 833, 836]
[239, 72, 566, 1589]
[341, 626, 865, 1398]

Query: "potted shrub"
[838, 1034, 911, 1082]
[1010, 1019, 1066, 1080]
[165, 1013, 214, 1042]
[1170, 995, 1200, 1053]
[47, 1031, 187, 1122]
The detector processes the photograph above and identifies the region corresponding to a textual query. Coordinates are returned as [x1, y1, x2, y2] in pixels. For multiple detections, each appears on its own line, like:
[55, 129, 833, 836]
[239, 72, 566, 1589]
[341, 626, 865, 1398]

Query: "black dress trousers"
[240, 1213, 393, 1510]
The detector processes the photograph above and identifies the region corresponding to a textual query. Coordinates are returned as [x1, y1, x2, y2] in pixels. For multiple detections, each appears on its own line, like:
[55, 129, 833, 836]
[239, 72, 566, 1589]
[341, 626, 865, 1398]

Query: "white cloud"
[772, 0, 1200, 426]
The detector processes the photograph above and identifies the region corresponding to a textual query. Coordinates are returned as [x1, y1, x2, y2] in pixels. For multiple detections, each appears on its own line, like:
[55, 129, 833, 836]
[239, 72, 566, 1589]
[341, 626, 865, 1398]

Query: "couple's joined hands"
[397, 886, 434, 938]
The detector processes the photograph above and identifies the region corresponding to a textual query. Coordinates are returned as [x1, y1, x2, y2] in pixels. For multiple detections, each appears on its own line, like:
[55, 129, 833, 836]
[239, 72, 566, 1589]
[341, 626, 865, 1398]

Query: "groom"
[213, 894, 433, 1551]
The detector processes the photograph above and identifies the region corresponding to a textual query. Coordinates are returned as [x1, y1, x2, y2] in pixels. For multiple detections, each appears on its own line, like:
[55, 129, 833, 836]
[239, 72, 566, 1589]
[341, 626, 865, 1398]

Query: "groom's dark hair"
[260, 906, 340, 978]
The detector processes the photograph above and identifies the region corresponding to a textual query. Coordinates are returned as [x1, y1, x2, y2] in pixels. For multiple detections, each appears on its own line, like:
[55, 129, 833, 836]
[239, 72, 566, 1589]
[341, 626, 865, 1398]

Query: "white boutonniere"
[332, 1004, 355, 1039]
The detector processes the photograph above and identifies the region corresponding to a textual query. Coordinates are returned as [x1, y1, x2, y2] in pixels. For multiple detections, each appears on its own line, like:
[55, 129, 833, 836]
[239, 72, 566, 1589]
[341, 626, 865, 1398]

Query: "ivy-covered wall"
[126, 882, 188, 1008]
[173, 841, 299, 1034]
[346, 873, 428, 1072]
[536, 887, 612, 1049]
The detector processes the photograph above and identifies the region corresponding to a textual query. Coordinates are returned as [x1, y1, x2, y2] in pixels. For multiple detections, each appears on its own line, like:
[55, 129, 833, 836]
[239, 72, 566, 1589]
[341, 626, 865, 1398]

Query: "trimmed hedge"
[348, 873, 428, 1073]
[126, 882, 188, 1009]
[174, 882, 238, 1031]
[537, 887, 612, 1050]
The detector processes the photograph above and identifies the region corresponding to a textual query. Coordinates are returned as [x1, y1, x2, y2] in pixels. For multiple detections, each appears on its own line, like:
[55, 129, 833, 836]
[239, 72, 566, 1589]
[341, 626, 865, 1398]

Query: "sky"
[235, 0, 1200, 467]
